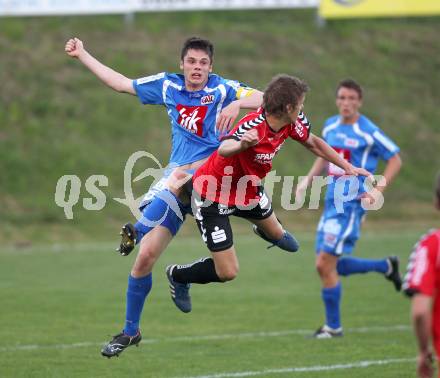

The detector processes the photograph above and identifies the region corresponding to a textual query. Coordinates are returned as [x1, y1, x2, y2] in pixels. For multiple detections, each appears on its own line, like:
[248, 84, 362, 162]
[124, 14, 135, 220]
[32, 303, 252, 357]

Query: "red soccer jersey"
[404, 229, 440, 360]
[193, 108, 311, 206]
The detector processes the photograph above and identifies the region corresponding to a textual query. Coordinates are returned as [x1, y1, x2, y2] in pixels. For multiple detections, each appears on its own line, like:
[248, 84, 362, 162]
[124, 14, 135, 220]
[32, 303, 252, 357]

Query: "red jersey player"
[165, 74, 372, 313]
[404, 174, 440, 378]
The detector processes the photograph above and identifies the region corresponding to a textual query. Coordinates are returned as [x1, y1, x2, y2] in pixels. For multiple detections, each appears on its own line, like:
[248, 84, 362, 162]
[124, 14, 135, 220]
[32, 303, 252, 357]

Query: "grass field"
[0, 222, 432, 378]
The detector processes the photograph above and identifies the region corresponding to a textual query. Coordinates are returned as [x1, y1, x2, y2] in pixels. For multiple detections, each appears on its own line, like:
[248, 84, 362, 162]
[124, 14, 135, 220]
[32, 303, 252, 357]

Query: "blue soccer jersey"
[133, 72, 254, 166]
[322, 114, 400, 202]
[315, 114, 400, 255]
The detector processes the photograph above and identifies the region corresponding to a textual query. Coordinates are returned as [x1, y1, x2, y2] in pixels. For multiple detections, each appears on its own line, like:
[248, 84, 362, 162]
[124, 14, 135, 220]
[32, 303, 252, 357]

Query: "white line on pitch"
[0, 324, 410, 352]
[177, 358, 415, 378]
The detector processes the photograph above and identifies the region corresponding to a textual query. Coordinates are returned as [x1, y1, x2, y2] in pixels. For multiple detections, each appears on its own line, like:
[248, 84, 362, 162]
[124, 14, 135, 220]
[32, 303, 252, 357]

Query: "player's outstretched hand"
[216, 101, 240, 133]
[240, 128, 259, 150]
[65, 37, 85, 58]
[345, 165, 378, 189]
[345, 165, 372, 179]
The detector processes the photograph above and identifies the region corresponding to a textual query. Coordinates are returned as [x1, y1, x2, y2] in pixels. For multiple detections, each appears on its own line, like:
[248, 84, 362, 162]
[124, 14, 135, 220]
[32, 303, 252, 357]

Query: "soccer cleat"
[116, 223, 137, 256]
[166, 265, 192, 313]
[253, 224, 275, 245]
[101, 331, 142, 358]
[252, 225, 299, 252]
[313, 325, 343, 339]
[385, 256, 402, 291]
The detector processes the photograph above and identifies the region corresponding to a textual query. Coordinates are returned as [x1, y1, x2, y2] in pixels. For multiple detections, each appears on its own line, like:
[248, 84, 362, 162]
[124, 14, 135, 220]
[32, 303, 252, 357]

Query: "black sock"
[172, 257, 223, 284]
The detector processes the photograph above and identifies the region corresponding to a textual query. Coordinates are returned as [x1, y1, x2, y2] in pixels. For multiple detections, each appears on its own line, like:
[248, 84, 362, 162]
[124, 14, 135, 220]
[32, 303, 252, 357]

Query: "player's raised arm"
[218, 128, 259, 157]
[301, 133, 370, 178]
[374, 153, 402, 192]
[64, 37, 135, 95]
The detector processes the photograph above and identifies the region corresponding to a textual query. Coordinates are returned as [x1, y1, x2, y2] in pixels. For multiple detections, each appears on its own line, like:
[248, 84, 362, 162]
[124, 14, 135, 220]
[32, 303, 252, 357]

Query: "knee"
[167, 169, 192, 195]
[316, 258, 331, 279]
[216, 264, 239, 282]
[132, 246, 157, 275]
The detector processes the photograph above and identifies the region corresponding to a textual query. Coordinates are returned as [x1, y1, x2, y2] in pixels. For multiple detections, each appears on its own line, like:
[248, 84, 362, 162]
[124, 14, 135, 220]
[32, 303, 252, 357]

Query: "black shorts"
[191, 187, 273, 252]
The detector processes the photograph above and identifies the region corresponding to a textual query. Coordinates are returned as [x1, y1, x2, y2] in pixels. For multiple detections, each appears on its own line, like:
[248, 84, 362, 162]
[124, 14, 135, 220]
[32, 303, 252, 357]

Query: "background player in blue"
[65, 37, 263, 356]
[296, 79, 402, 338]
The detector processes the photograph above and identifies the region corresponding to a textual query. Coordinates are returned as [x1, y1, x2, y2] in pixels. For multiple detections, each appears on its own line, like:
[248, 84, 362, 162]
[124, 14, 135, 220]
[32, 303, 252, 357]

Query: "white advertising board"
[0, 0, 318, 17]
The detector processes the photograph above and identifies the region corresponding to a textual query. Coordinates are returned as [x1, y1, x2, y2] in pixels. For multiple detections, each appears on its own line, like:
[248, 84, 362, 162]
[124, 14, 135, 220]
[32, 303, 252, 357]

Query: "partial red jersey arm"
[412, 295, 434, 378]
[404, 231, 439, 378]
[403, 232, 439, 297]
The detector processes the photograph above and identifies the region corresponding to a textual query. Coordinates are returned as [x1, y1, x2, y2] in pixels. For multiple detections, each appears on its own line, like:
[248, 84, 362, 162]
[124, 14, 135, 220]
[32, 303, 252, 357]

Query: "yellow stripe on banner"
[319, 0, 440, 19]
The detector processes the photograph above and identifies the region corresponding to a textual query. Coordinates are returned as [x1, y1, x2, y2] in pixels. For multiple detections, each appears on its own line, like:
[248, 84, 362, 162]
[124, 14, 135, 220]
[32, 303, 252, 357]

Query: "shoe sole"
[117, 224, 136, 256]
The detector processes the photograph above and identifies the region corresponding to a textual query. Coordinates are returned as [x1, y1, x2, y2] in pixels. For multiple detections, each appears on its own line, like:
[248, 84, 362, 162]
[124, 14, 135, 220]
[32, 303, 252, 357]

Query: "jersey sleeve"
[321, 116, 339, 141]
[403, 233, 439, 297]
[223, 79, 256, 103]
[132, 72, 166, 105]
[289, 111, 311, 142]
[371, 128, 400, 160]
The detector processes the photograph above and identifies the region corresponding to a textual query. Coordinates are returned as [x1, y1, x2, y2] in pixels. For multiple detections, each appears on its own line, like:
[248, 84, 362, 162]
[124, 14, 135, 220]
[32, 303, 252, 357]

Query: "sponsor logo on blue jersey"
[176, 104, 207, 136]
[201, 95, 214, 105]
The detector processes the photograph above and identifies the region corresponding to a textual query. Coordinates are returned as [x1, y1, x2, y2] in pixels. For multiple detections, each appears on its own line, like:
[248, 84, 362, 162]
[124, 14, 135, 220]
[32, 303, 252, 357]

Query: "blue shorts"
[139, 165, 174, 210]
[139, 165, 193, 216]
[135, 166, 194, 237]
[315, 200, 366, 256]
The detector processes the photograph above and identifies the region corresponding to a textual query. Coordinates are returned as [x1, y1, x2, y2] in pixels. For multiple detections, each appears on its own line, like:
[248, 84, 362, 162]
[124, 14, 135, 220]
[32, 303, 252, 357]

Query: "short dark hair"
[336, 79, 363, 99]
[263, 74, 309, 118]
[181, 37, 214, 62]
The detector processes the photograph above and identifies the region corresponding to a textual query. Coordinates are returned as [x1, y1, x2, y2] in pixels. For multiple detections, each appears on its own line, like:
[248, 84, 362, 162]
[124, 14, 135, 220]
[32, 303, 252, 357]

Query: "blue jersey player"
[296, 79, 402, 338]
[65, 37, 263, 356]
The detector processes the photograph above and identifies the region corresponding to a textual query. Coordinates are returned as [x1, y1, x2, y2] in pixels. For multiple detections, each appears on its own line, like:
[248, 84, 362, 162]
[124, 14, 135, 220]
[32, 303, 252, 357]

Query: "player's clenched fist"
[65, 37, 85, 58]
[240, 128, 259, 149]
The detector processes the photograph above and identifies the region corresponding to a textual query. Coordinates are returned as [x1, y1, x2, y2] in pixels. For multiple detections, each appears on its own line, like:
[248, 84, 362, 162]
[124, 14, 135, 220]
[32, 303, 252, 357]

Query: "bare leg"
[249, 212, 284, 240]
[131, 226, 174, 278]
[210, 247, 240, 282]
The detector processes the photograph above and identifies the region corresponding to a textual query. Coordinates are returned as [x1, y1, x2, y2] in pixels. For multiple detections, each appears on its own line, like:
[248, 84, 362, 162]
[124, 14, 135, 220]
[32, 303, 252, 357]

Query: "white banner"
[138, 0, 318, 12]
[0, 0, 138, 16]
[0, 0, 318, 17]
